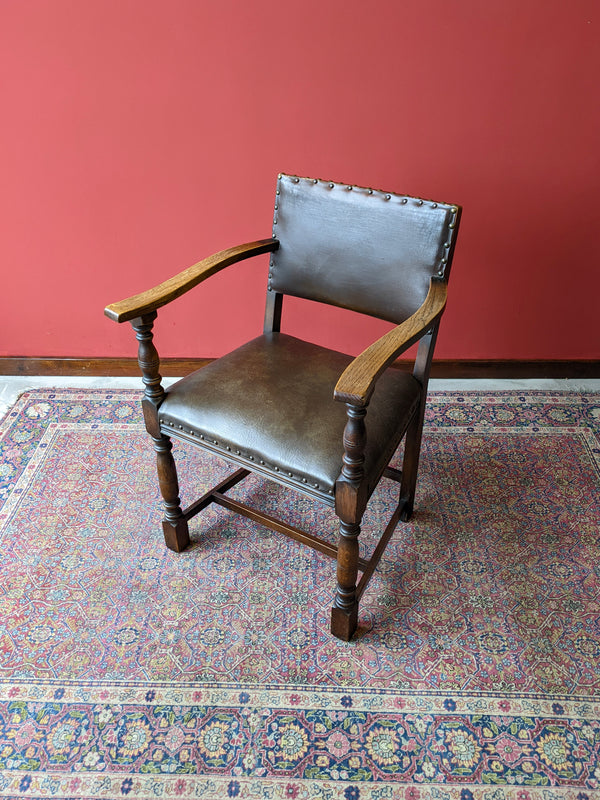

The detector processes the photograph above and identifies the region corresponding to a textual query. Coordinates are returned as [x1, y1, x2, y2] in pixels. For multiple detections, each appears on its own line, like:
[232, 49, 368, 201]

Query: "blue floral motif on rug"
[0, 389, 599, 799]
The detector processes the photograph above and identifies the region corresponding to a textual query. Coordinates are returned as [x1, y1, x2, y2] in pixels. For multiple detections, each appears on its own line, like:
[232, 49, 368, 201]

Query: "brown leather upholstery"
[270, 175, 457, 324]
[159, 333, 421, 502]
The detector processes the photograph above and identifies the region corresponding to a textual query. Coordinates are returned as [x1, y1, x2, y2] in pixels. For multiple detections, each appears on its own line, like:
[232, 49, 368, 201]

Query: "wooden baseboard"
[432, 360, 600, 379]
[1, 357, 599, 379]
[0, 358, 211, 377]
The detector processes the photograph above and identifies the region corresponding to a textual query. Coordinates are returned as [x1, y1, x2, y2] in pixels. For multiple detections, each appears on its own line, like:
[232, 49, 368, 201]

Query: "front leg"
[331, 404, 367, 641]
[130, 312, 189, 552]
[152, 434, 190, 553]
[331, 520, 361, 640]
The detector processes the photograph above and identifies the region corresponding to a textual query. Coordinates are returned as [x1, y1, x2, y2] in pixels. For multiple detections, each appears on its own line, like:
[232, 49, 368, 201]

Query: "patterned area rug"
[0, 389, 599, 799]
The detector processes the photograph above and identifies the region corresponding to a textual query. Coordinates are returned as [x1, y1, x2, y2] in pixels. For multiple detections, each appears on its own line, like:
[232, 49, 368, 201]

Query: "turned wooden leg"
[129, 313, 189, 550]
[331, 520, 361, 640]
[332, 403, 367, 641]
[152, 434, 190, 552]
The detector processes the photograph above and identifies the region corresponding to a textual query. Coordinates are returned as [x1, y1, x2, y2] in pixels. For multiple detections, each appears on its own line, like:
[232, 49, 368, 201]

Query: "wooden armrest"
[334, 277, 448, 406]
[104, 238, 279, 323]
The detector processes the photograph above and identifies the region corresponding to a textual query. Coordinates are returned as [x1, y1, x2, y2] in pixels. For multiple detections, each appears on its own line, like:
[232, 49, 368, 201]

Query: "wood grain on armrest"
[334, 277, 448, 407]
[104, 238, 279, 323]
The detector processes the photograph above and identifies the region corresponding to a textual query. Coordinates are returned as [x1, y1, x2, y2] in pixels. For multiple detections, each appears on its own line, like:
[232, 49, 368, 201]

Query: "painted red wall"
[1, 0, 598, 360]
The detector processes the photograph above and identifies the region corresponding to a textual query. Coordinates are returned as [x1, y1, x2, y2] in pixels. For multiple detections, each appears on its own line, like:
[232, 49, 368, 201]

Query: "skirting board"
[1, 357, 599, 379]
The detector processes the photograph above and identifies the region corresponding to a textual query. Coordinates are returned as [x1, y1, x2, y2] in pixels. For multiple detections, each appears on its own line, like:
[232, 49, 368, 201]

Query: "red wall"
[1, 0, 598, 360]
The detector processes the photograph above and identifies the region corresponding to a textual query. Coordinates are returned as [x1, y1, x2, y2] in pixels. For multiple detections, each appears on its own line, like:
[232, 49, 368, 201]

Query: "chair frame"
[105, 188, 461, 641]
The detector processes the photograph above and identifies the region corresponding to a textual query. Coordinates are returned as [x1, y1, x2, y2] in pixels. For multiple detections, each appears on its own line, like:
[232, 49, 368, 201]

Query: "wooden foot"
[162, 517, 190, 552]
[331, 603, 358, 641]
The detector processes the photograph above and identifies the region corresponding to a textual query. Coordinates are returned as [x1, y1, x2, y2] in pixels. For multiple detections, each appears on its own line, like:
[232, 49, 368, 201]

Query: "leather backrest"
[269, 174, 461, 324]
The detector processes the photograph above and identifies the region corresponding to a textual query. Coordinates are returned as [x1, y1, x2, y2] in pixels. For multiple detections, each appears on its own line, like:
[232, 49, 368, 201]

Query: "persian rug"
[0, 388, 599, 800]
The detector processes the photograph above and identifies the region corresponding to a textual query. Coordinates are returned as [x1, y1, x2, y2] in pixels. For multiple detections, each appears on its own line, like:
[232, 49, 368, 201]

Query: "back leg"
[399, 401, 427, 522]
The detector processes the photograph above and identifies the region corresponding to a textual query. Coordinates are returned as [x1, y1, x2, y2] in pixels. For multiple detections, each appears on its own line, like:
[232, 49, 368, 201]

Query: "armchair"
[105, 173, 461, 640]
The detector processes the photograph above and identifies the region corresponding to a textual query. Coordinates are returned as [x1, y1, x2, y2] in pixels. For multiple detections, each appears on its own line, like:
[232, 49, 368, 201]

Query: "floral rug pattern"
[0, 389, 599, 799]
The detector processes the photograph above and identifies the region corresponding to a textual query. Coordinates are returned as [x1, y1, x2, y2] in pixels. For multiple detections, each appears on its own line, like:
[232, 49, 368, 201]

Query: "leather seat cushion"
[158, 333, 421, 498]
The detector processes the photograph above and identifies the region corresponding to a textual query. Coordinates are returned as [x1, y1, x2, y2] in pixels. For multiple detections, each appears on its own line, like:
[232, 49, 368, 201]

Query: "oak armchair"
[105, 174, 461, 640]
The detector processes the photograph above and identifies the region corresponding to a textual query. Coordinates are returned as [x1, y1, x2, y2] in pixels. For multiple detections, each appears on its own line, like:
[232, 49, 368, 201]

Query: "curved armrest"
[334, 277, 448, 407]
[104, 238, 279, 323]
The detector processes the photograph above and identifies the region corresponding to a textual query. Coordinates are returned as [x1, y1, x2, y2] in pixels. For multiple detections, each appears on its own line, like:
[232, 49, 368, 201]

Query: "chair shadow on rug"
[105, 173, 462, 640]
